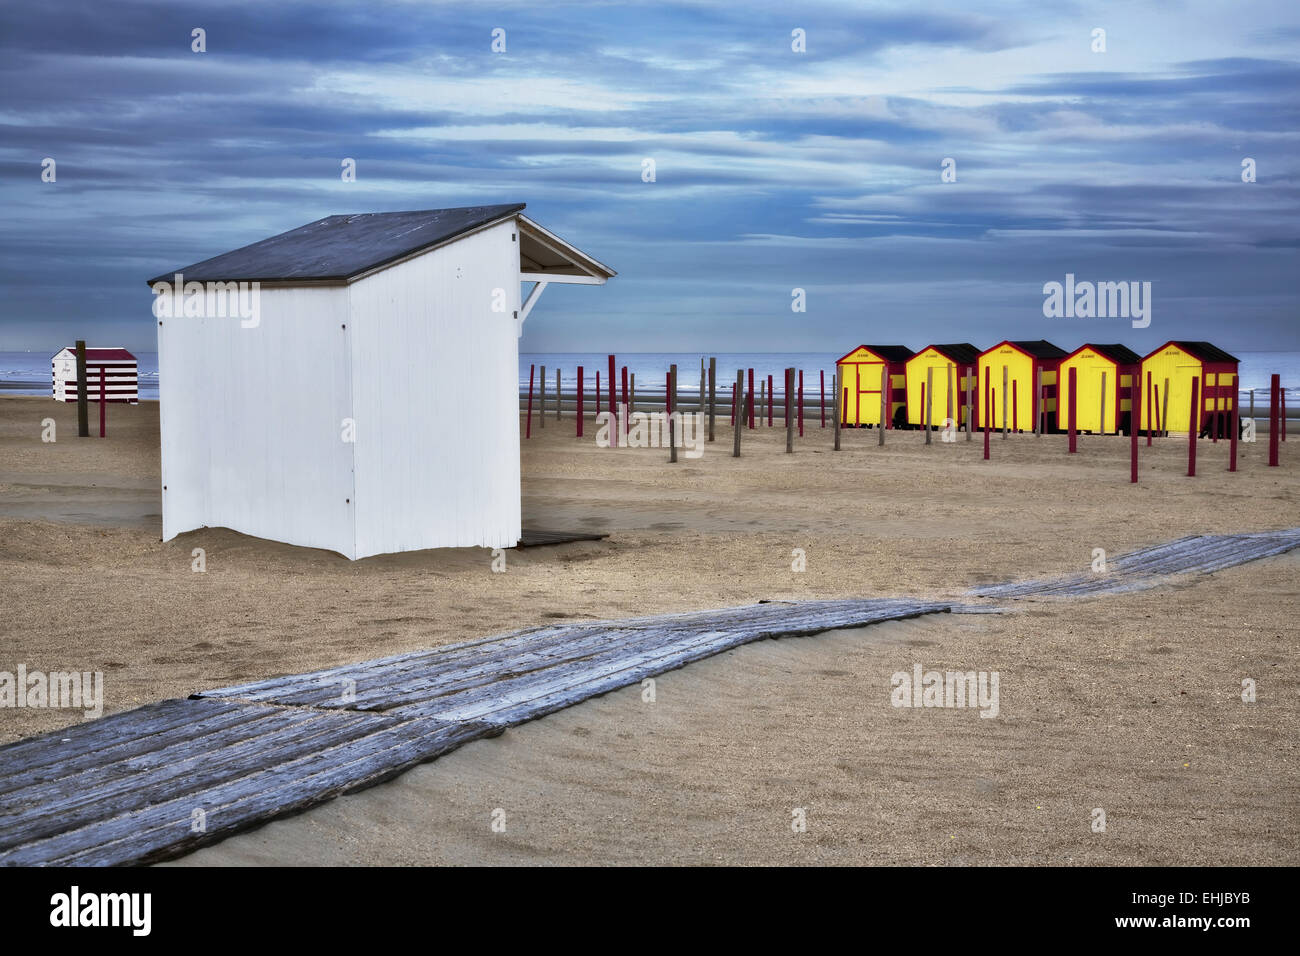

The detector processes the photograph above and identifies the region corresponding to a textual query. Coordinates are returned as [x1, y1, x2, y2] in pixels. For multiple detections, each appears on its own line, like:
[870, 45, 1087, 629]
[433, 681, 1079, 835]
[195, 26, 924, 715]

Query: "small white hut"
[51, 347, 139, 403]
[147, 204, 613, 559]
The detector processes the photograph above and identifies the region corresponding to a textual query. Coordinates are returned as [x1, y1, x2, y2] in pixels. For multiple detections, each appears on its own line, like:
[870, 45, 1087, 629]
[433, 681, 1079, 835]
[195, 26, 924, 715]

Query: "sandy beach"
[2, 394, 1298, 865]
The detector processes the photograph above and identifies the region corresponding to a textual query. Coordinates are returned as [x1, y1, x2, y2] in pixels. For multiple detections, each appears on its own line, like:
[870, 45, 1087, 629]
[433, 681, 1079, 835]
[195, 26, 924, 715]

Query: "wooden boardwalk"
[4, 528, 1296, 866]
[0, 598, 961, 866]
[970, 529, 1300, 599]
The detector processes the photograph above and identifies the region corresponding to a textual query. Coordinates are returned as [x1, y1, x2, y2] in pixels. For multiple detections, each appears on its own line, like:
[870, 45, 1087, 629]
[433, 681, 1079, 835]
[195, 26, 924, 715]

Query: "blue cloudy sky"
[1, 0, 1297, 354]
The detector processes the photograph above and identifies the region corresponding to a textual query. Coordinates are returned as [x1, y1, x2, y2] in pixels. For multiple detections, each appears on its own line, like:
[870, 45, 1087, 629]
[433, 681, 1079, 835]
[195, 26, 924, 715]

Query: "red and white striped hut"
[51, 347, 139, 404]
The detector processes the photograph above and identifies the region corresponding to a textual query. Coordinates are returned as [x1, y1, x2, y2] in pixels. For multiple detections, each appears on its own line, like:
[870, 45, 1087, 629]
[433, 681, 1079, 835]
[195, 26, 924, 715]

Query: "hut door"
[1167, 365, 1201, 433]
[859, 361, 883, 426]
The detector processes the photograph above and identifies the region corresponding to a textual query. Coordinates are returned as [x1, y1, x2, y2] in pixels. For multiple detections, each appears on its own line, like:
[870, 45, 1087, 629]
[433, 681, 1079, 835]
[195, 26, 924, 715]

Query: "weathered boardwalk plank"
[970, 529, 1300, 599]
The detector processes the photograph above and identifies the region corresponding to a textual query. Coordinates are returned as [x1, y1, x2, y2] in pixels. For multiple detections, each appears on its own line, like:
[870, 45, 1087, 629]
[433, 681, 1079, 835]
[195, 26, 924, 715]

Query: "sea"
[1, 350, 1297, 403]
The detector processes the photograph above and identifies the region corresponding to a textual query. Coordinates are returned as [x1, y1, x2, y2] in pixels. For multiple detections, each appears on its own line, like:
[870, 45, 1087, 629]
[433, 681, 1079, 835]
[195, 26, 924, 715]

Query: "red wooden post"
[1187, 376, 1199, 477]
[798, 370, 804, 437]
[842, 387, 849, 426]
[1068, 366, 1077, 453]
[608, 355, 616, 416]
[665, 371, 672, 415]
[1269, 374, 1280, 466]
[1146, 372, 1153, 446]
[820, 369, 825, 427]
[768, 374, 774, 427]
[576, 365, 584, 438]
[984, 367, 991, 460]
[748, 369, 755, 429]
[1130, 375, 1139, 483]
[595, 370, 600, 417]
[526, 364, 535, 439]
[98, 366, 106, 438]
[1283, 387, 1288, 442]
[1229, 375, 1238, 472]
[621, 365, 628, 410]
[1012, 379, 1019, 433]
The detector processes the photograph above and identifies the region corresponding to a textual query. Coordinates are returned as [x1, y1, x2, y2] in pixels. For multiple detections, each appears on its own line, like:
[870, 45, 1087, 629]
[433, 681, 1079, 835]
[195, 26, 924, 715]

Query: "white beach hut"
[51, 347, 139, 403]
[147, 204, 613, 559]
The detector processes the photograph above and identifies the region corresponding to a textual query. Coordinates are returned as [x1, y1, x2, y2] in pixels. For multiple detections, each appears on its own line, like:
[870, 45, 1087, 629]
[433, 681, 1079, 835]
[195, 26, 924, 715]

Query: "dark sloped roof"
[1007, 339, 1068, 360]
[921, 343, 982, 365]
[838, 344, 914, 363]
[1169, 341, 1240, 364]
[1078, 343, 1142, 365]
[147, 204, 526, 285]
[56, 347, 136, 361]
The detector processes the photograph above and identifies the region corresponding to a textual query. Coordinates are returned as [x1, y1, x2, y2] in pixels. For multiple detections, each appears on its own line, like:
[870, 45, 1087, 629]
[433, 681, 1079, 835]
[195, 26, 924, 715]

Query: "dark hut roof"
[146, 204, 527, 285]
[920, 343, 982, 365]
[1166, 341, 1240, 364]
[838, 345, 915, 363]
[1077, 343, 1142, 365]
[1005, 339, 1068, 360]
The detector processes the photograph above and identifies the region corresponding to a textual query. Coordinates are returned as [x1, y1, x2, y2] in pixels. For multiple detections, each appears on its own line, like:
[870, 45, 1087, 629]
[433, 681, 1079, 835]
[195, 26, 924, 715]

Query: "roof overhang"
[517, 215, 615, 285]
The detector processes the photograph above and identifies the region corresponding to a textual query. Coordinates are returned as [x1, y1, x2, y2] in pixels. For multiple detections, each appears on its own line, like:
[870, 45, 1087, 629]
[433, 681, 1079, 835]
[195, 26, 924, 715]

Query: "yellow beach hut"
[977, 340, 1068, 432]
[836, 345, 914, 427]
[1057, 344, 1141, 434]
[905, 344, 982, 429]
[1139, 341, 1240, 437]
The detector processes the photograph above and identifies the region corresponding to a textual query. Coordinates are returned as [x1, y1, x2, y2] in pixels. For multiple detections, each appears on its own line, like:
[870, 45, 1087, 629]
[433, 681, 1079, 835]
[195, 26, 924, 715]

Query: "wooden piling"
[1229, 374, 1238, 472]
[1147, 372, 1153, 446]
[699, 357, 705, 424]
[1033, 366, 1041, 436]
[833, 371, 841, 451]
[1067, 366, 1077, 453]
[75, 340, 89, 438]
[820, 369, 826, 428]
[733, 370, 744, 457]
[878, 365, 887, 446]
[946, 364, 954, 435]
[798, 370, 804, 437]
[556, 368, 562, 420]
[984, 367, 991, 460]
[708, 357, 716, 442]
[539, 365, 546, 428]
[1130, 375, 1139, 483]
[1001, 366, 1008, 439]
[748, 369, 755, 429]
[1099, 371, 1106, 436]
[924, 370, 932, 445]
[966, 366, 973, 442]
[785, 367, 794, 453]
[1162, 378, 1169, 438]
[669, 366, 677, 463]
[526, 364, 535, 439]
[768, 374, 774, 427]
[576, 365, 584, 438]
[1269, 374, 1280, 466]
[1188, 376, 1199, 477]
